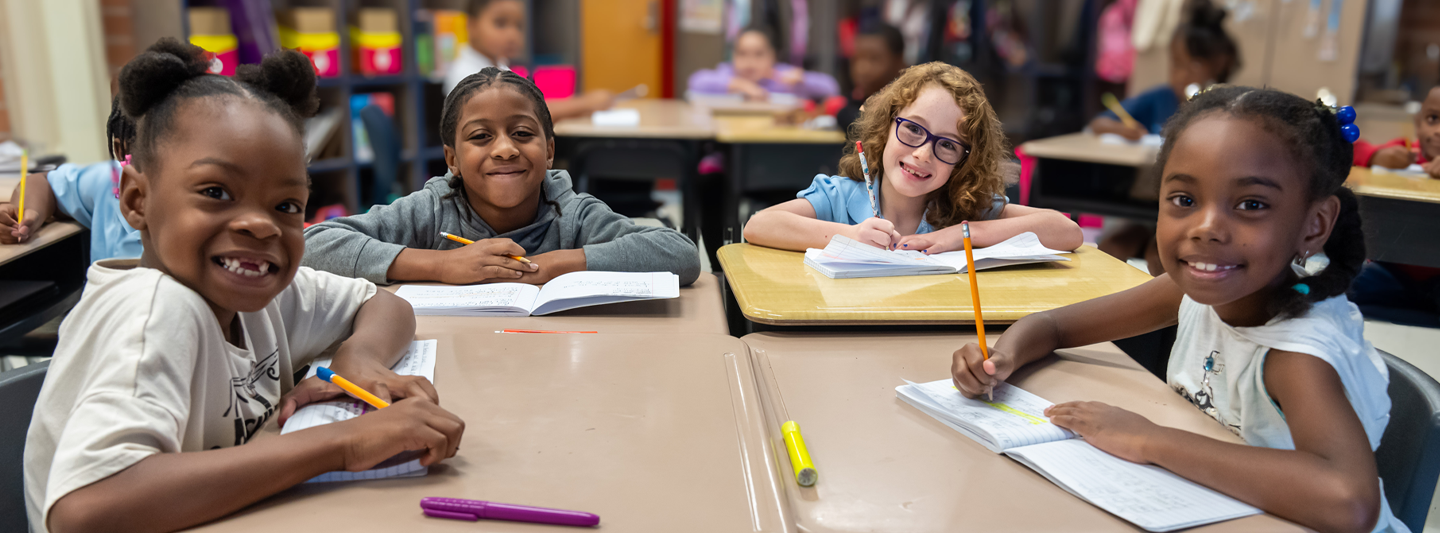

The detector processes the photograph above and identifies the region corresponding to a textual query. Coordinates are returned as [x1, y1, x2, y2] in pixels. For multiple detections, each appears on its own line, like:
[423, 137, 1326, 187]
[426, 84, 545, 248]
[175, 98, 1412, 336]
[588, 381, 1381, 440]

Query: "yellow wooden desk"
[382, 272, 729, 336]
[1019, 132, 1162, 221]
[717, 243, 1152, 325]
[552, 98, 714, 140]
[197, 333, 786, 532]
[714, 116, 846, 144]
[1346, 167, 1440, 268]
[743, 332, 1301, 533]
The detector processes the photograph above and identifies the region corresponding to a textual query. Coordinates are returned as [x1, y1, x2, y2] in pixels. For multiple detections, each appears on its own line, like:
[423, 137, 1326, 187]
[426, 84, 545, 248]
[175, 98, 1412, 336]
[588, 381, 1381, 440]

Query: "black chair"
[358, 105, 400, 208]
[0, 361, 49, 533]
[1377, 350, 1440, 532]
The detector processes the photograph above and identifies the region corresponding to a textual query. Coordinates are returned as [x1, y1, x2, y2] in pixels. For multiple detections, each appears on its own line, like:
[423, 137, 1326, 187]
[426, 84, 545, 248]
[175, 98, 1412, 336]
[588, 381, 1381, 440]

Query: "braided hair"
[117, 38, 319, 174]
[438, 66, 561, 215]
[1155, 86, 1363, 318]
[104, 95, 136, 160]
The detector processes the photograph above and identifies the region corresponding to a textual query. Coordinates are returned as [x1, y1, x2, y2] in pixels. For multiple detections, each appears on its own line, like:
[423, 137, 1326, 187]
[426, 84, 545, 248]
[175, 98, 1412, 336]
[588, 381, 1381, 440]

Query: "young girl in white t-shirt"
[23, 39, 464, 533]
[952, 86, 1407, 532]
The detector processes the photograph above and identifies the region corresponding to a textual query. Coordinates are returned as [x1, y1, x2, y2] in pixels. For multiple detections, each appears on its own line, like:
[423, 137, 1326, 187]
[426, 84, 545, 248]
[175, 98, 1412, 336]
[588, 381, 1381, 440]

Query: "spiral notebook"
[897, 379, 1261, 532]
[281, 339, 438, 483]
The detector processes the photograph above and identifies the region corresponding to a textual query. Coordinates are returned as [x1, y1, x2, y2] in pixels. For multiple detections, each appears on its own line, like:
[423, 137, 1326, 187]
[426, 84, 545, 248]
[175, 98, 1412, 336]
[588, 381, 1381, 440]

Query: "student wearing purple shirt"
[688, 26, 839, 101]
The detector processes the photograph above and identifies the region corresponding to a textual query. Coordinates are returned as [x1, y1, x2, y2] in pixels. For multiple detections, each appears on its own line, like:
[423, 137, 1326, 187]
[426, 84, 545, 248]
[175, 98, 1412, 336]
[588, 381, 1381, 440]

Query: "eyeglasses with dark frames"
[893, 117, 970, 166]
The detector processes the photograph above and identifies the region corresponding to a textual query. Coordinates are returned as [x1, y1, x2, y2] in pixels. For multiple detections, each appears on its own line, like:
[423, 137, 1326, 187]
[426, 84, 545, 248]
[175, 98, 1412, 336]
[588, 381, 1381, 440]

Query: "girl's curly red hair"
[837, 62, 1009, 229]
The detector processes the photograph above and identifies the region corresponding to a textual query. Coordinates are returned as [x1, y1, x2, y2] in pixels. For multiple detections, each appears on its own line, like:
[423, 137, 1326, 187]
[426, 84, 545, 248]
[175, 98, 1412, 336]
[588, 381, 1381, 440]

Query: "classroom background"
[2, 0, 1440, 531]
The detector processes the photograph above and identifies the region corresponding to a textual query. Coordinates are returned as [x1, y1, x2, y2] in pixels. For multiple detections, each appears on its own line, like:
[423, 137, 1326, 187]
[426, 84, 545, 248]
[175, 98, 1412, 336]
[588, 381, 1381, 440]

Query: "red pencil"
[499, 329, 598, 334]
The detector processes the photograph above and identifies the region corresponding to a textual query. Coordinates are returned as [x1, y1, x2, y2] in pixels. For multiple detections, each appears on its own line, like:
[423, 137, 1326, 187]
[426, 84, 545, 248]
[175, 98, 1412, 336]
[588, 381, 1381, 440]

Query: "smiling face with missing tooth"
[122, 98, 309, 320]
[881, 84, 965, 201]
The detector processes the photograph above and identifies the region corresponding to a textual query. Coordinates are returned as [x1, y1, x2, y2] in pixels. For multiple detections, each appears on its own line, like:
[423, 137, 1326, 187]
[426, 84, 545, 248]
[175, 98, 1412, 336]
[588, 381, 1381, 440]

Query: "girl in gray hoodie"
[302, 67, 700, 286]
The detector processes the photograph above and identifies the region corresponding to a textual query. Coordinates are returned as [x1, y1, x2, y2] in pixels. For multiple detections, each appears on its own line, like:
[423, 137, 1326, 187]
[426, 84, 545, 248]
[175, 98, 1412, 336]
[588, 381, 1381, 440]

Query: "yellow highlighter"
[317, 367, 389, 409]
[781, 421, 817, 487]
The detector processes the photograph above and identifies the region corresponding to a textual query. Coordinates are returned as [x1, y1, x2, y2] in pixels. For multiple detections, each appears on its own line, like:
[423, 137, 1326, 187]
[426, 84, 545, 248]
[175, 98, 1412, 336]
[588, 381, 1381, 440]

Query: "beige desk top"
[714, 115, 846, 144]
[717, 243, 1153, 325]
[198, 333, 786, 532]
[552, 98, 715, 140]
[1020, 132, 1158, 167]
[743, 332, 1301, 532]
[1347, 166, 1440, 205]
[0, 175, 16, 203]
[0, 221, 81, 266]
[381, 272, 729, 336]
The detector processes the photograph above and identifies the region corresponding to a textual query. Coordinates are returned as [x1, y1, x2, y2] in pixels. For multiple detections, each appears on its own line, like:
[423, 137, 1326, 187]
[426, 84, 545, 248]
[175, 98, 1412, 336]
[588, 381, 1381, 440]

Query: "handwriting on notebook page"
[398, 285, 526, 308]
[910, 379, 1072, 449]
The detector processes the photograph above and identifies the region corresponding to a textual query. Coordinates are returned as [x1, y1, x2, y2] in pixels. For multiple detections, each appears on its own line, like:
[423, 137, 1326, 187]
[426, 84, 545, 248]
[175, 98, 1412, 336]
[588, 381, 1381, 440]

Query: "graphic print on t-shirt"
[224, 348, 281, 446]
[1173, 350, 1242, 436]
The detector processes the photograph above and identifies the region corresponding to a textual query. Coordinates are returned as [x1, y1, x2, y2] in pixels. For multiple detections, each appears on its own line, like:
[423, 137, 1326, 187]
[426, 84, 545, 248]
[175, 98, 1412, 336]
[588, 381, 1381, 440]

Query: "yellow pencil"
[781, 421, 817, 487]
[17, 150, 27, 225]
[1101, 93, 1141, 131]
[440, 231, 532, 263]
[316, 367, 389, 409]
[961, 221, 992, 402]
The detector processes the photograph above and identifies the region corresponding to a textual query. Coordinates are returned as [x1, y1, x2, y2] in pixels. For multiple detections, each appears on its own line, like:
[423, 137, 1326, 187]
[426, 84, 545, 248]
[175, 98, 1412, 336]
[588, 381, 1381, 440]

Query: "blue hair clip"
[1292, 283, 1311, 295]
[1336, 106, 1359, 143]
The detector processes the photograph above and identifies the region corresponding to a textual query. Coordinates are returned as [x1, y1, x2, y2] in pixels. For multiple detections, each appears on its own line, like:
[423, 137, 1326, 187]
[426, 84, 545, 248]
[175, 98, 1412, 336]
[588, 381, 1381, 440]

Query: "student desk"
[553, 99, 713, 242]
[1020, 133, 1160, 221]
[742, 332, 1302, 532]
[380, 272, 729, 336]
[713, 116, 847, 263]
[1346, 167, 1440, 268]
[196, 333, 787, 532]
[716, 243, 1152, 327]
[0, 221, 87, 345]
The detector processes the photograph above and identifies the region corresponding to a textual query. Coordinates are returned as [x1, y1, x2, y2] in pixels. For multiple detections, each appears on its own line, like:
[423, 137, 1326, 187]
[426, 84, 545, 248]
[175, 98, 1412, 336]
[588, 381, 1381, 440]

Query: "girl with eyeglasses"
[744, 62, 1082, 253]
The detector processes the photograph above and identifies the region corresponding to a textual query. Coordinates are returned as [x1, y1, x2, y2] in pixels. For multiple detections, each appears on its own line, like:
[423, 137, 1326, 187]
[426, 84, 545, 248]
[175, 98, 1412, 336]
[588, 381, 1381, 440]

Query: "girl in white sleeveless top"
[951, 86, 1407, 533]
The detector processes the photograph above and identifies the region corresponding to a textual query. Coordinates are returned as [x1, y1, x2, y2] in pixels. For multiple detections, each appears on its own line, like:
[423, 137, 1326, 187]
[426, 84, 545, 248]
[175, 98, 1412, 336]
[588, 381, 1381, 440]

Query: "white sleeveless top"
[1169, 294, 1408, 532]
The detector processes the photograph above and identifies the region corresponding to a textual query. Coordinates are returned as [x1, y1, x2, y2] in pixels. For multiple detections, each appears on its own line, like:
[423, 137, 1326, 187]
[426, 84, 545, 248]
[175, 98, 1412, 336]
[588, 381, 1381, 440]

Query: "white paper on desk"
[396, 284, 540, 316]
[897, 379, 1071, 452]
[592, 108, 641, 126]
[394, 271, 679, 316]
[1099, 132, 1164, 147]
[281, 339, 438, 483]
[804, 232, 1070, 278]
[1372, 164, 1430, 178]
[1005, 440, 1261, 532]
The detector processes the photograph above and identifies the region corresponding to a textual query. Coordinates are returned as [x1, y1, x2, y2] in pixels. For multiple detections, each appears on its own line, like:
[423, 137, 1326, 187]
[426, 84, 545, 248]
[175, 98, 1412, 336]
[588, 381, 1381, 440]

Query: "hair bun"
[235, 49, 320, 119]
[117, 37, 211, 120]
[1187, 0, 1228, 30]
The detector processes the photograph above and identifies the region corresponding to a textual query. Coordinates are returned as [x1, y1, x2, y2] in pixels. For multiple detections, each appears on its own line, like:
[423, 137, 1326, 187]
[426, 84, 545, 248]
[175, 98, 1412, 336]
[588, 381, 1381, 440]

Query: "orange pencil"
[440, 231, 531, 263]
[961, 221, 992, 402]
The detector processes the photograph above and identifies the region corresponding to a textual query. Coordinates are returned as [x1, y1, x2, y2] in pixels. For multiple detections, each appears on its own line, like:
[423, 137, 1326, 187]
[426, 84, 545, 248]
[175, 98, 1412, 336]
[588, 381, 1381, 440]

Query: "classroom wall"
[1129, 0, 1368, 105]
[0, 0, 111, 163]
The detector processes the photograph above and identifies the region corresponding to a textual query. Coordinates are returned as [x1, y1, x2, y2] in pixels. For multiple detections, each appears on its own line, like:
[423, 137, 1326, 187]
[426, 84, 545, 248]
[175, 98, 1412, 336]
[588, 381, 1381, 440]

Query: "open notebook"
[897, 379, 1261, 532]
[281, 339, 438, 483]
[1371, 164, 1430, 178]
[804, 232, 1070, 279]
[394, 271, 680, 316]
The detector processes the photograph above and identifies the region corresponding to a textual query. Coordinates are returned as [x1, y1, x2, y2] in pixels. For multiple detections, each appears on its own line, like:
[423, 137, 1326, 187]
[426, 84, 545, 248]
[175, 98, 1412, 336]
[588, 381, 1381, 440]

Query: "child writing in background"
[837, 22, 907, 131]
[688, 25, 840, 101]
[304, 67, 701, 287]
[744, 62, 1081, 253]
[0, 99, 142, 262]
[953, 87, 1405, 533]
[442, 0, 613, 121]
[25, 40, 463, 533]
[1355, 85, 1440, 177]
[1089, 0, 1238, 140]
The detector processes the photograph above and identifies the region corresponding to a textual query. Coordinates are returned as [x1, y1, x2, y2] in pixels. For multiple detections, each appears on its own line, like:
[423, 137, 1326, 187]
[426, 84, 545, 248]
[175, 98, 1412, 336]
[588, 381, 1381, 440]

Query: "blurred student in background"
[688, 25, 840, 101]
[444, 0, 613, 120]
[838, 22, 907, 132]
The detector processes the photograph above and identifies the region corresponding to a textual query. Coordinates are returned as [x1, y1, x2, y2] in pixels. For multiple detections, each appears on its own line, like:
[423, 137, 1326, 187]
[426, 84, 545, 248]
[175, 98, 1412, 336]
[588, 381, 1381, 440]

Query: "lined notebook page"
[899, 379, 1072, 451]
[394, 284, 540, 315]
[926, 232, 1070, 271]
[1005, 440, 1261, 532]
[281, 340, 438, 483]
[529, 271, 681, 315]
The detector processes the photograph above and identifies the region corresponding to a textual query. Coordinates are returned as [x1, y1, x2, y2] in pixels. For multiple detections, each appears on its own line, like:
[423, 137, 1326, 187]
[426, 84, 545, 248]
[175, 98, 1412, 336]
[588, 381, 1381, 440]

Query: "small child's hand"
[952, 342, 1015, 399]
[336, 397, 465, 469]
[441, 237, 539, 284]
[729, 78, 769, 101]
[1424, 159, 1440, 179]
[846, 217, 902, 249]
[774, 68, 805, 87]
[1044, 401, 1159, 463]
[895, 232, 958, 254]
[0, 202, 43, 244]
[581, 89, 615, 113]
[1372, 146, 1417, 169]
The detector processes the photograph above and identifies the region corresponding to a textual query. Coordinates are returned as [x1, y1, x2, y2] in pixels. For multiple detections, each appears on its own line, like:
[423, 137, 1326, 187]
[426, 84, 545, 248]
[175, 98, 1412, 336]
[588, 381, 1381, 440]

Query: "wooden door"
[581, 0, 662, 93]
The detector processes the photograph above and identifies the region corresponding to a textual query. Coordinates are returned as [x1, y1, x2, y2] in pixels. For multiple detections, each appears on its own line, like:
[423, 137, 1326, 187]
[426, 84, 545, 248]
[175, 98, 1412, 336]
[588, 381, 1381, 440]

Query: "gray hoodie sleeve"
[301, 188, 443, 284]
[573, 197, 702, 286]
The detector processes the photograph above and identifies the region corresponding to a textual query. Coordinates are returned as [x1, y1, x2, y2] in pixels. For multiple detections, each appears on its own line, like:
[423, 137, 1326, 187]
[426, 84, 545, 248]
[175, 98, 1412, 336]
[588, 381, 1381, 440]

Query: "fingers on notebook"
[951, 343, 999, 398]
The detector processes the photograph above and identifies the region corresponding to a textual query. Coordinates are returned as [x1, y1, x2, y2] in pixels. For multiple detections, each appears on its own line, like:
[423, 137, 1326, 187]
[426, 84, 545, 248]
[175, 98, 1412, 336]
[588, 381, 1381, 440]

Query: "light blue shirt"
[48, 162, 142, 263]
[796, 174, 1008, 234]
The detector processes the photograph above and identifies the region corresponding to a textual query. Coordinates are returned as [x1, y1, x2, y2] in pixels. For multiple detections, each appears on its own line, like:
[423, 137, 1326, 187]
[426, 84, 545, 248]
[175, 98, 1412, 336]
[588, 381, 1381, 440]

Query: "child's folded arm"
[962, 204, 1083, 251]
[301, 189, 442, 284]
[743, 199, 857, 251]
[571, 198, 701, 286]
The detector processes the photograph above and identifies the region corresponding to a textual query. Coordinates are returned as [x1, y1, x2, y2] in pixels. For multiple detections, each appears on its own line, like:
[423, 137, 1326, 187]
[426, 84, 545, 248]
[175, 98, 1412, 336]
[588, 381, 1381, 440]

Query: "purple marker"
[420, 497, 600, 527]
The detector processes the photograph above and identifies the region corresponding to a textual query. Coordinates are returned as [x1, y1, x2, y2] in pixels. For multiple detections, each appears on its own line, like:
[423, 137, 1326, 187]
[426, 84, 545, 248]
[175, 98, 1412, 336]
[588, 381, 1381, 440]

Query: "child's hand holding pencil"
[433, 232, 538, 284]
[951, 343, 1016, 400]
